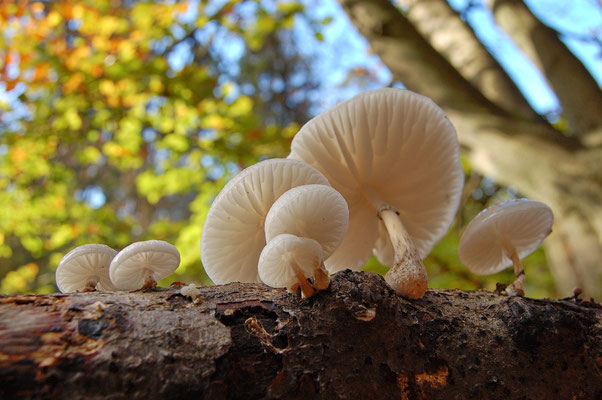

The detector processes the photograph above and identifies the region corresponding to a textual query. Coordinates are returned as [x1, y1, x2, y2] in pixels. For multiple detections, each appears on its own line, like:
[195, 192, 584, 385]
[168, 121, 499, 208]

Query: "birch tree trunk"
[1, 272, 601, 399]
[337, 0, 602, 298]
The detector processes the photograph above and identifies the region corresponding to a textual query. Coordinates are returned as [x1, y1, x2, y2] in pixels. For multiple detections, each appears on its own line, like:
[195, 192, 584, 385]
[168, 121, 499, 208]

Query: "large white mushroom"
[200, 158, 330, 284]
[288, 88, 464, 299]
[458, 199, 554, 296]
[55, 244, 118, 293]
[260, 184, 349, 296]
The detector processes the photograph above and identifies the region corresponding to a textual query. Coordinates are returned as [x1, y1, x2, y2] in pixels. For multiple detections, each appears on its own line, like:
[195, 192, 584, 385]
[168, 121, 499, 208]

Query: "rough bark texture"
[337, 0, 602, 299]
[1, 271, 601, 399]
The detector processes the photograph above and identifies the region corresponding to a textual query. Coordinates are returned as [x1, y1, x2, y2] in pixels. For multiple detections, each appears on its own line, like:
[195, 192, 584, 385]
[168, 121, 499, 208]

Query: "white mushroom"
[261, 184, 349, 296]
[180, 283, 202, 300]
[200, 158, 330, 284]
[288, 88, 464, 299]
[109, 240, 180, 290]
[458, 199, 554, 296]
[258, 234, 324, 298]
[55, 244, 118, 293]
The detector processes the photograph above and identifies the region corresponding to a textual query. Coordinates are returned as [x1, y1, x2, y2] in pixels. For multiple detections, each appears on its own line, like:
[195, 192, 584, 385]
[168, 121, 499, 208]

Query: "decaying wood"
[1, 271, 601, 399]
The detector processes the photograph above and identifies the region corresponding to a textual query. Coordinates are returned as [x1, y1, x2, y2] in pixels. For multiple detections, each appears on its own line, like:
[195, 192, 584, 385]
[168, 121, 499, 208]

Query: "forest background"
[1, 0, 601, 299]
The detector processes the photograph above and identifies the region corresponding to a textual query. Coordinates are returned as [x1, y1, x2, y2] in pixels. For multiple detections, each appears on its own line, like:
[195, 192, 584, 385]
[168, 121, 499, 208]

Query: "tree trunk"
[337, 0, 602, 299]
[1, 271, 601, 399]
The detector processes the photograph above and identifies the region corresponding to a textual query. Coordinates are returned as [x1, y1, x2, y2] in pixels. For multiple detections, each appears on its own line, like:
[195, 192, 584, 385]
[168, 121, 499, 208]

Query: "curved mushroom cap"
[55, 244, 118, 293]
[258, 234, 323, 288]
[265, 184, 348, 259]
[458, 199, 554, 275]
[200, 158, 330, 284]
[288, 88, 464, 271]
[109, 240, 180, 290]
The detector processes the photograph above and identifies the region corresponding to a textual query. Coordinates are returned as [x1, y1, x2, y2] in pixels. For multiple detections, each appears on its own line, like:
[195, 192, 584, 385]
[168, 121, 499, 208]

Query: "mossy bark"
[1, 271, 601, 399]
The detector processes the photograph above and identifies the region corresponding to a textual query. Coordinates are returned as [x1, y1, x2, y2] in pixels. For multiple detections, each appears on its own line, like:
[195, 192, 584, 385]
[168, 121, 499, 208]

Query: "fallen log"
[1, 270, 600, 399]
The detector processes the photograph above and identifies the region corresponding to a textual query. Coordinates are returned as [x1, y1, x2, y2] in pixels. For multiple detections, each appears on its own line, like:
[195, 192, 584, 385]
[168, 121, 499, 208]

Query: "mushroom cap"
[200, 158, 330, 284]
[288, 88, 464, 272]
[55, 244, 118, 293]
[264, 184, 348, 259]
[458, 199, 554, 275]
[109, 240, 180, 290]
[258, 234, 323, 288]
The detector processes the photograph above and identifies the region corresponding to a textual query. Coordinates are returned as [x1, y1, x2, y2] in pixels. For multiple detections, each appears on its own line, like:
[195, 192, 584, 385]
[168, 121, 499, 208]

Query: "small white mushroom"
[258, 234, 324, 298]
[109, 240, 180, 290]
[262, 184, 349, 296]
[180, 283, 202, 300]
[289, 88, 464, 299]
[55, 244, 118, 293]
[200, 158, 330, 285]
[458, 199, 554, 296]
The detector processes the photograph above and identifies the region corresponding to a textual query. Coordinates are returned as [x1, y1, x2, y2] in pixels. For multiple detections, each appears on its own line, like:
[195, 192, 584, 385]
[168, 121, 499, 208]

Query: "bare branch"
[337, 0, 504, 115]
[338, 0, 576, 146]
[490, 0, 602, 144]
[397, 0, 540, 121]
[1, 272, 601, 398]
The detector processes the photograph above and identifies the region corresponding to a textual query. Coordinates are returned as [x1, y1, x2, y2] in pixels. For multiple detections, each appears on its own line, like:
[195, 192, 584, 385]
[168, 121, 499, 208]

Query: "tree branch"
[1, 271, 601, 399]
[397, 0, 540, 121]
[337, 0, 572, 148]
[490, 0, 602, 144]
[337, 0, 504, 116]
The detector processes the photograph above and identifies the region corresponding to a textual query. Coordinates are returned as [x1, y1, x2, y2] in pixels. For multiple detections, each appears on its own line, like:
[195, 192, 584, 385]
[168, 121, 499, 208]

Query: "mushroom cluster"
[55, 240, 180, 293]
[201, 158, 350, 297]
[200, 88, 467, 299]
[259, 184, 349, 297]
[200, 158, 330, 285]
[288, 88, 464, 298]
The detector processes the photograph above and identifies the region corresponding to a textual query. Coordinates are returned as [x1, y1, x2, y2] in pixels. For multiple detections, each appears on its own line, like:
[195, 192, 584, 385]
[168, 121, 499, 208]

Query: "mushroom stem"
[291, 261, 315, 298]
[287, 284, 300, 295]
[84, 279, 99, 292]
[505, 249, 525, 296]
[378, 205, 428, 299]
[141, 269, 157, 289]
[313, 262, 330, 291]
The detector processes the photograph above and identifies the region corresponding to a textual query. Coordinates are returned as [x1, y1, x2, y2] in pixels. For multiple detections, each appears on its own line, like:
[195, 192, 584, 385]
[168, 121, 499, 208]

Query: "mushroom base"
[379, 205, 428, 299]
[287, 263, 330, 298]
[141, 272, 158, 290]
[503, 250, 526, 296]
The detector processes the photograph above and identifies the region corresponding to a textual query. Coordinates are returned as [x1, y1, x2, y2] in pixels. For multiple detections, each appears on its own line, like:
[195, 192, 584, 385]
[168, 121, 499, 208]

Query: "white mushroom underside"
[200, 159, 330, 284]
[109, 241, 180, 290]
[265, 184, 349, 260]
[56, 244, 117, 292]
[258, 234, 322, 288]
[289, 88, 464, 272]
[459, 199, 554, 275]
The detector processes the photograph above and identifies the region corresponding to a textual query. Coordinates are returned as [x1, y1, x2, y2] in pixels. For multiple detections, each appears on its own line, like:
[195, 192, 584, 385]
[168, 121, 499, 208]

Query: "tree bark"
[490, 0, 602, 142]
[337, 0, 602, 299]
[1, 271, 601, 399]
[397, 0, 540, 121]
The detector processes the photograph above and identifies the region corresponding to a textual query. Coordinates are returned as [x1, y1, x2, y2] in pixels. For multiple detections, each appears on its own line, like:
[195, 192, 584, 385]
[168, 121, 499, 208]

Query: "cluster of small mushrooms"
[57, 88, 554, 299]
[55, 240, 180, 293]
